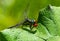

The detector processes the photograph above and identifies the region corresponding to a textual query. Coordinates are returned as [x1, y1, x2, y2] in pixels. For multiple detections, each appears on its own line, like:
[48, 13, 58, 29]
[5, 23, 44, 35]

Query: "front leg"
[30, 23, 33, 30]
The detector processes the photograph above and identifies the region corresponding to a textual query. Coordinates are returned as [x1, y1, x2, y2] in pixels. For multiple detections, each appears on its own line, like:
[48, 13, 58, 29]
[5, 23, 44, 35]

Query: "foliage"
[0, 0, 60, 41]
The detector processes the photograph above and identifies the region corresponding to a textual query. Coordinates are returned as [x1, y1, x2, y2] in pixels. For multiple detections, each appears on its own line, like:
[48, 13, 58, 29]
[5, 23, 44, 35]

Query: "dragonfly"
[9, 2, 38, 31]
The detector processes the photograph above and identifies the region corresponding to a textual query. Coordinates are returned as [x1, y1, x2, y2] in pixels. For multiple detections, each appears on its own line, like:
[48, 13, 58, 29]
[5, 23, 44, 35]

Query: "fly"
[9, 2, 38, 31]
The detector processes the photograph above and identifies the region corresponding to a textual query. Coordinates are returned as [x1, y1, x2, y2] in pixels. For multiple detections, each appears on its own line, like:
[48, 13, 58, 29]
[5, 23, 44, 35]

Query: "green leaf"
[47, 36, 60, 41]
[1, 28, 44, 41]
[0, 32, 7, 41]
[37, 5, 58, 36]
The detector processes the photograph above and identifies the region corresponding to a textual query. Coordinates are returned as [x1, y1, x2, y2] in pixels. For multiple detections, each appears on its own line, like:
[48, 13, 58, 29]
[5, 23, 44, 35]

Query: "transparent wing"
[9, 1, 30, 28]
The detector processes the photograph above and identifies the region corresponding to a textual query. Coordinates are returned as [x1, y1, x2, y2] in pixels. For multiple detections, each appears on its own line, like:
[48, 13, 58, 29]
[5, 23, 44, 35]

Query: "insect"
[9, 18, 38, 30]
[22, 18, 38, 30]
[9, 3, 38, 31]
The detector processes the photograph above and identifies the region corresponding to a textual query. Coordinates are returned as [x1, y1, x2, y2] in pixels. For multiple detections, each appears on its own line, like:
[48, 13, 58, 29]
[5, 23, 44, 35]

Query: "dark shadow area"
[22, 27, 37, 34]
[38, 11, 51, 34]
[0, 32, 7, 41]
